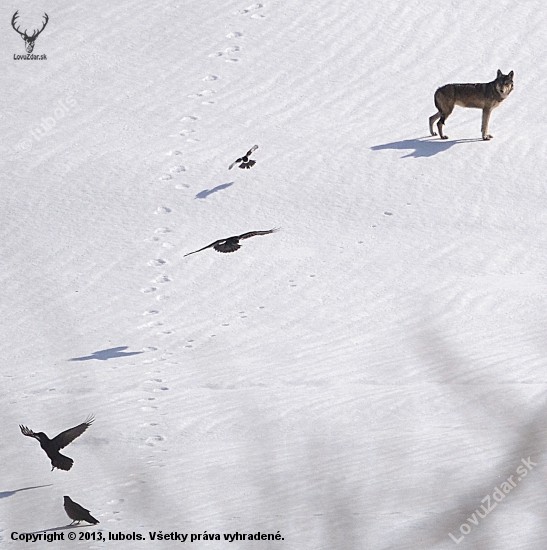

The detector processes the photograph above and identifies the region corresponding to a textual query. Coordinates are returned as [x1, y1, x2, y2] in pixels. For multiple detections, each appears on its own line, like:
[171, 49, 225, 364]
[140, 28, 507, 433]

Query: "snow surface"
[2, 0, 547, 548]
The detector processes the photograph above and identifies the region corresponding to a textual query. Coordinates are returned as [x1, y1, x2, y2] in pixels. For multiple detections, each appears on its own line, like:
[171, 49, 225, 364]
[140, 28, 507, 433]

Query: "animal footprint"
[141, 287, 157, 294]
[225, 46, 240, 53]
[155, 227, 171, 234]
[154, 275, 172, 284]
[140, 399, 158, 411]
[155, 206, 171, 215]
[226, 31, 243, 38]
[145, 435, 165, 446]
[203, 75, 218, 81]
[148, 259, 167, 267]
[170, 165, 186, 173]
[143, 310, 159, 316]
[166, 149, 182, 155]
[140, 320, 164, 329]
[159, 174, 173, 181]
[189, 90, 215, 98]
[240, 3, 263, 13]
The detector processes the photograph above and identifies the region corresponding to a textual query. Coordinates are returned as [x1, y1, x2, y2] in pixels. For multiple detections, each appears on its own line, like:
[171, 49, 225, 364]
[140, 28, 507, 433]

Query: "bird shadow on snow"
[195, 181, 234, 199]
[371, 136, 482, 158]
[0, 484, 52, 499]
[25, 524, 93, 534]
[68, 346, 143, 361]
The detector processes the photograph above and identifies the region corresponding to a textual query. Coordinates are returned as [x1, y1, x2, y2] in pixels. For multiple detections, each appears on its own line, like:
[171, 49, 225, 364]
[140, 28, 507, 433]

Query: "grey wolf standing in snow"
[429, 70, 514, 140]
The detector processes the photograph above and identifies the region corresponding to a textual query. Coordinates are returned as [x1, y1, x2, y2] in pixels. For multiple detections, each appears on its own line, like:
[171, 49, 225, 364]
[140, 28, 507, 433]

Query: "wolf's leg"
[429, 111, 441, 136]
[437, 115, 449, 139]
[481, 108, 493, 140]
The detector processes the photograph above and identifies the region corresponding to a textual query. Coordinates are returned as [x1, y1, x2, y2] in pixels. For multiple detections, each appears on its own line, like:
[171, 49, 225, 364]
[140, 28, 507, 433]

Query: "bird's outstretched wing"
[183, 241, 219, 257]
[185, 238, 240, 255]
[52, 415, 94, 449]
[20, 425, 38, 439]
[238, 228, 280, 240]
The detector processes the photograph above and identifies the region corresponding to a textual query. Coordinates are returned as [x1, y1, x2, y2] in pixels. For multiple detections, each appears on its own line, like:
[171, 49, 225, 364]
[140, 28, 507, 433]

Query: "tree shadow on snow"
[195, 181, 234, 199]
[381, 326, 547, 550]
[371, 136, 482, 158]
[0, 484, 52, 499]
[69, 346, 143, 361]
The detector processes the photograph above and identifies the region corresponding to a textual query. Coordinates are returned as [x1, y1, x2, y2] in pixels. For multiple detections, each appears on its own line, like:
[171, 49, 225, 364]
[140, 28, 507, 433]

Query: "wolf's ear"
[508, 70, 514, 79]
[497, 69, 503, 78]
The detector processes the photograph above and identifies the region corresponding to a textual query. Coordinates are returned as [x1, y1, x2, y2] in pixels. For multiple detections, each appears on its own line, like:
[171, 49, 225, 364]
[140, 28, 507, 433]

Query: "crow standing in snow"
[63, 496, 100, 525]
[184, 228, 279, 256]
[20, 415, 94, 471]
[228, 145, 258, 169]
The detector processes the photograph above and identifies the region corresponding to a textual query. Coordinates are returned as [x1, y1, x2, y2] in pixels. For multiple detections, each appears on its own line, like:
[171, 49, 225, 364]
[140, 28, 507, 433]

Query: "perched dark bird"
[184, 228, 279, 256]
[63, 496, 99, 525]
[228, 145, 258, 170]
[20, 415, 94, 471]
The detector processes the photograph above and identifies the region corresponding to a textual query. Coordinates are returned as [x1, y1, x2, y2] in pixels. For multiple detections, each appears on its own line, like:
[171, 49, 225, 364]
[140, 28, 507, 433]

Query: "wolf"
[429, 70, 514, 140]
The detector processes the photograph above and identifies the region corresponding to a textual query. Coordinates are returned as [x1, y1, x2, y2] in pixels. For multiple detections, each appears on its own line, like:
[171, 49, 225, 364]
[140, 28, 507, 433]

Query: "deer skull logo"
[12, 11, 49, 53]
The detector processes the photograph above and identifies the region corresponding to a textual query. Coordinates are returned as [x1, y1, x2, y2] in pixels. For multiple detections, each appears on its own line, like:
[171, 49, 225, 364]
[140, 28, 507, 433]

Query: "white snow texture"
[1, 0, 547, 548]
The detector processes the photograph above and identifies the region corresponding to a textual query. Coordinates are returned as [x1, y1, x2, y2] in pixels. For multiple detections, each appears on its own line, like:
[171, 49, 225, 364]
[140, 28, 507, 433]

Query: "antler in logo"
[12, 11, 49, 53]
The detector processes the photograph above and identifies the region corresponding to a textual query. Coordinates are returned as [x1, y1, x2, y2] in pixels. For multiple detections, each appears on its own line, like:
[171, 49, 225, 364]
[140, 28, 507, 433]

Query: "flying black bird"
[184, 228, 279, 256]
[20, 415, 94, 471]
[63, 496, 99, 525]
[228, 145, 258, 170]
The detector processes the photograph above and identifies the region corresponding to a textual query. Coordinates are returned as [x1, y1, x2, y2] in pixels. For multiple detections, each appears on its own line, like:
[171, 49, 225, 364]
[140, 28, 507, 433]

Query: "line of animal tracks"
[138, 3, 267, 355]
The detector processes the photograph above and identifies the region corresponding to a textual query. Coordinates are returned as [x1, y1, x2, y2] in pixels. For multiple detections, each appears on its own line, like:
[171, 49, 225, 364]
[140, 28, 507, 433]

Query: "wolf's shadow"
[371, 136, 482, 158]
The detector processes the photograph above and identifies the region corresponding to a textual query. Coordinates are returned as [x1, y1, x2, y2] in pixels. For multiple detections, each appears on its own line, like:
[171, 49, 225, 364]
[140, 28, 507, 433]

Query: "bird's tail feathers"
[52, 453, 73, 471]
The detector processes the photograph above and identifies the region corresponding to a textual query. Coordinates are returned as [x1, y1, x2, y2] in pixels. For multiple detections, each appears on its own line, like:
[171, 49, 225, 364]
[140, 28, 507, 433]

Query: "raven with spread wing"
[229, 145, 258, 169]
[184, 228, 279, 256]
[20, 416, 95, 471]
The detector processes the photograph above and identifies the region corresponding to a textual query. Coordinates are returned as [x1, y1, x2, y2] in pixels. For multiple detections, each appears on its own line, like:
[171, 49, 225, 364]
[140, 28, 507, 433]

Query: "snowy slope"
[2, 0, 547, 548]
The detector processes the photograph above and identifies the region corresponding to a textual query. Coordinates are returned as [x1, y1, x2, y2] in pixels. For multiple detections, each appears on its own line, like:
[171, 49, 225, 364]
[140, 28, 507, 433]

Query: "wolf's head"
[495, 70, 514, 99]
